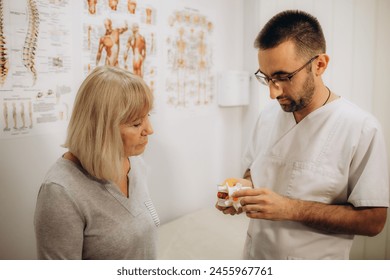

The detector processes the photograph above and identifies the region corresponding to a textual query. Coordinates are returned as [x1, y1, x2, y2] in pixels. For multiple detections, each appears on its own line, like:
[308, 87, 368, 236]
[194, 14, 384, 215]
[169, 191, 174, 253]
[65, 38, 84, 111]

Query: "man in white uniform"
[216, 10, 389, 259]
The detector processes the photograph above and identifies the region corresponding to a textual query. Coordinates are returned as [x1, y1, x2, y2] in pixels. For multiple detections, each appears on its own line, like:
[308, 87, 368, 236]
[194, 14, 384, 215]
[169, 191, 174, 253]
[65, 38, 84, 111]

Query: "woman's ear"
[314, 54, 329, 76]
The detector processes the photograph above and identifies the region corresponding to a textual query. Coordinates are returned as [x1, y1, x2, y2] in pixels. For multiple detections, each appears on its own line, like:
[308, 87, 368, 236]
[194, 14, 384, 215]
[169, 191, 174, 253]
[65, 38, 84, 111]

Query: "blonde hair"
[64, 66, 153, 182]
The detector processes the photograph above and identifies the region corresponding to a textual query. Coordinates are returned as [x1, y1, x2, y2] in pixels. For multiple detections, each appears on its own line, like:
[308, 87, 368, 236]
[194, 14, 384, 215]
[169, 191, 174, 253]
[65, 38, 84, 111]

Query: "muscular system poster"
[83, 0, 157, 95]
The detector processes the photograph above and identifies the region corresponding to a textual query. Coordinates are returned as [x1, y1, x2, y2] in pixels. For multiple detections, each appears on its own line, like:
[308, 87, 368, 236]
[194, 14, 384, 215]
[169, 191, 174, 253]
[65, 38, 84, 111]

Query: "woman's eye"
[126, 114, 149, 127]
[124, 121, 141, 127]
[129, 120, 142, 127]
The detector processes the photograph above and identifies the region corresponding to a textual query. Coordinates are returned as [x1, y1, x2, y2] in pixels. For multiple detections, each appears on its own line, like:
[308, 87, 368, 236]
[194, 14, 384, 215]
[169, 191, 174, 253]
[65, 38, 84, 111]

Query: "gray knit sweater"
[34, 156, 159, 259]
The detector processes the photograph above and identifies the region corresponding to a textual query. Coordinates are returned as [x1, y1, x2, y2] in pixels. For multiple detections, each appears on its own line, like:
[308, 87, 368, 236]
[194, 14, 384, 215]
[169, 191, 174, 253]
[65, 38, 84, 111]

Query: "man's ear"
[314, 54, 329, 76]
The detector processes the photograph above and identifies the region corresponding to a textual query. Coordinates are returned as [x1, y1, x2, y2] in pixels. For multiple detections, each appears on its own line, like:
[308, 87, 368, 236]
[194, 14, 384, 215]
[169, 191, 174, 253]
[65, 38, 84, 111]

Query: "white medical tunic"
[242, 97, 389, 259]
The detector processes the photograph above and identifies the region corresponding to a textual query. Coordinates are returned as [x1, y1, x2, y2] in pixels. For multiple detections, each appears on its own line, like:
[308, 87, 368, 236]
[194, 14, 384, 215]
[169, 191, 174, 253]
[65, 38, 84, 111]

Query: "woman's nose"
[142, 117, 154, 135]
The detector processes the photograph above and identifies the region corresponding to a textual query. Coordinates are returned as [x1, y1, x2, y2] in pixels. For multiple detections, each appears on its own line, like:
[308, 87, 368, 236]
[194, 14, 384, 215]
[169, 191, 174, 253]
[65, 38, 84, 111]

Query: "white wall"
[242, 0, 390, 260]
[144, 0, 245, 225]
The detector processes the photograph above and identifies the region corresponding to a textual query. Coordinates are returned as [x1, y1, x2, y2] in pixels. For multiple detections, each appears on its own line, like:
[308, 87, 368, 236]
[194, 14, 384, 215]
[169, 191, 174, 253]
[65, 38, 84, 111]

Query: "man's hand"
[215, 203, 244, 215]
[215, 177, 253, 215]
[233, 188, 295, 220]
[233, 187, 388, 236]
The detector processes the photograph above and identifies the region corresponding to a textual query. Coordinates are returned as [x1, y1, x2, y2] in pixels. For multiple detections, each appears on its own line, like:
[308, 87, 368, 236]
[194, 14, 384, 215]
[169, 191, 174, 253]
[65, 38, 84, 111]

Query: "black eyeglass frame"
[254, 55, 320, 87]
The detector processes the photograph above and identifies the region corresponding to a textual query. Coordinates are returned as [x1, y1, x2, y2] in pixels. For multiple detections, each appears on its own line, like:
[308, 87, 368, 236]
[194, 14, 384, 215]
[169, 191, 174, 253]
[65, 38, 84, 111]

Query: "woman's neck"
[117, 158, 131, 197]
[63, 152, 131, 197]
[63, 151, 81, 165]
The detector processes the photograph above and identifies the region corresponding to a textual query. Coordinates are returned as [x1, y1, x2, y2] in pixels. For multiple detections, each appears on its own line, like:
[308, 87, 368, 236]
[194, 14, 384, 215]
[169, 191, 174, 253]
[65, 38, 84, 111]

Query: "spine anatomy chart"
[1, 0, 73, 139]
[22, 0, 40, 86]
[0, 0, 9, 86]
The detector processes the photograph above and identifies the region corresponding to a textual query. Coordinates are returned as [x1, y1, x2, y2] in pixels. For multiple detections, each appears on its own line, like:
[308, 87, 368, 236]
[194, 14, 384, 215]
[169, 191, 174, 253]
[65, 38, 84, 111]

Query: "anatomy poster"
[165, 8, 215, 108]
[83, 0, 157, 94]
[0, 0, 73, 138]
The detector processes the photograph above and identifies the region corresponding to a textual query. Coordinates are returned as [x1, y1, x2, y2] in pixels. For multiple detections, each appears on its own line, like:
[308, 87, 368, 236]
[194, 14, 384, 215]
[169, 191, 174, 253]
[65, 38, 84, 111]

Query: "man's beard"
[278, 73, 315, 113]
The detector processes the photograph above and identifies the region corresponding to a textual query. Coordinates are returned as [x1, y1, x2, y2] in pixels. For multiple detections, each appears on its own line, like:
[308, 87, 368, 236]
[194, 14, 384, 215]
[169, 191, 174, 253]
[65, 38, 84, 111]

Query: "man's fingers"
[222, 207, 237, 215]
[233, 188, 267, 198]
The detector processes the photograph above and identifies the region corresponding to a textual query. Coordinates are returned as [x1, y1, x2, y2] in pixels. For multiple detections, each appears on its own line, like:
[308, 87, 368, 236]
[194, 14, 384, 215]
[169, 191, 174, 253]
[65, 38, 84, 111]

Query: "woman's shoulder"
[42, 157, 103, 193]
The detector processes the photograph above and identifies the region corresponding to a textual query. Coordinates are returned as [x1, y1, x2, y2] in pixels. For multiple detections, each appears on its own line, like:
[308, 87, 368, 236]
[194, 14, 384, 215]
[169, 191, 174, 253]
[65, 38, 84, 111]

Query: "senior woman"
[34, 66, 159, 259]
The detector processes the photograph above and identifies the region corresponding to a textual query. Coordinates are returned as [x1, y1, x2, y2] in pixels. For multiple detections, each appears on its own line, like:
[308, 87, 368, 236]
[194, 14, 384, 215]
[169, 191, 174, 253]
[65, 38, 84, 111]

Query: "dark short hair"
[254, 10, 326, 58]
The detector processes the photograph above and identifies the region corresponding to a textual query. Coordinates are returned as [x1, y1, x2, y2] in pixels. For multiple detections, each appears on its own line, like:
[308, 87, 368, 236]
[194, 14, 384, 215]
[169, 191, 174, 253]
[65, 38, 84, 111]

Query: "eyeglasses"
[254, 55, 319, 87]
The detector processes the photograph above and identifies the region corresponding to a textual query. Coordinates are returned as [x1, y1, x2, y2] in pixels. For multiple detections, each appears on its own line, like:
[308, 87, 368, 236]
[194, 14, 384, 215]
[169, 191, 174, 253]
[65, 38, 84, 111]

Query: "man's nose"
[269, 82, 283, 99]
